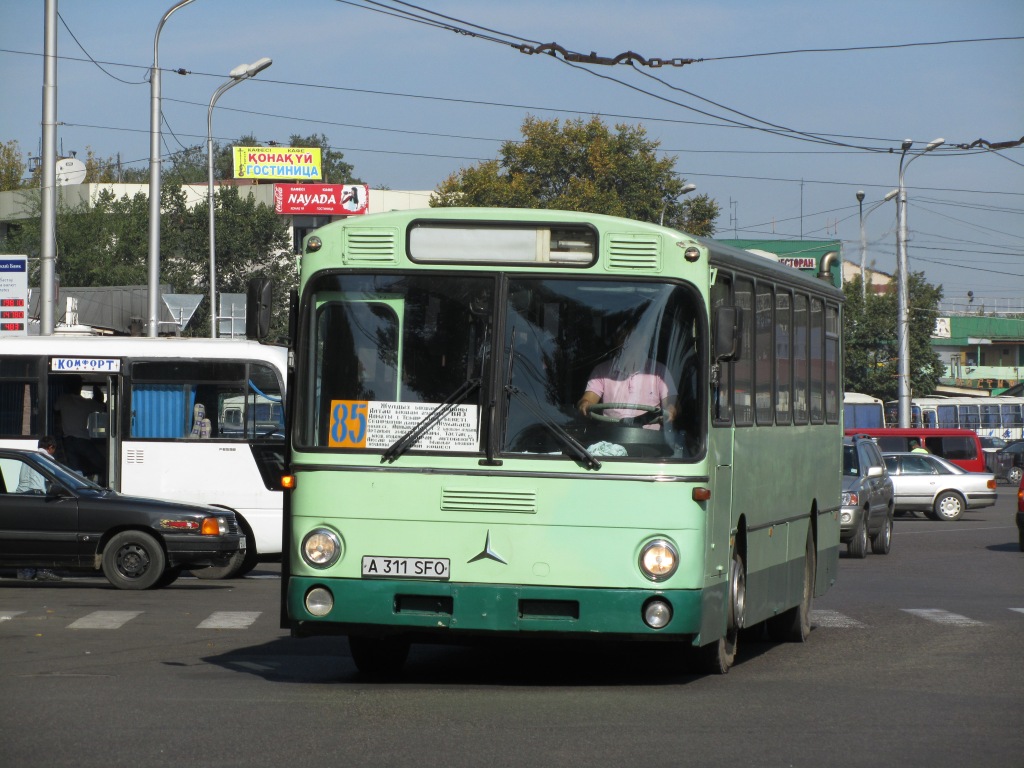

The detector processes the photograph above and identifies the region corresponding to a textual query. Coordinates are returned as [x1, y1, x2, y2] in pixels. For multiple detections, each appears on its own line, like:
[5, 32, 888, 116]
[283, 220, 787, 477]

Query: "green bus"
[280, 208, 844, 675]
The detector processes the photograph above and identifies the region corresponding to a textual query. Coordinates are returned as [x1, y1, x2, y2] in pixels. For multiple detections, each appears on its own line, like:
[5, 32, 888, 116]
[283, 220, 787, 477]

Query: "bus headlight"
[302, 528, 342, 568]
[639, 538, 679, 582]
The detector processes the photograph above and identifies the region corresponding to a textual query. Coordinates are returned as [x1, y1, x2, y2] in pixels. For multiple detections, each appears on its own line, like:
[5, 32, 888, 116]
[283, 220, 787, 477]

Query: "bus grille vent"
[344, 229, 398, 265]
[125, 449, 144, 464]
[441, 488, 537, 514]
[606, 234, 661, 272]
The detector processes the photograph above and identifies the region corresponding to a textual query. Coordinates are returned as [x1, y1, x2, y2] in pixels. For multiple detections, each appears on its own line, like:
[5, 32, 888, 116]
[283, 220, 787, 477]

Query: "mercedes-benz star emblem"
[468, 530, 507, 565]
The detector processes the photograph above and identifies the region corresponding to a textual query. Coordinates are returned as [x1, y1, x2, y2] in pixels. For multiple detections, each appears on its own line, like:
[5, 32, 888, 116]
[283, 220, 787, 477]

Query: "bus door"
[46, 359, 122, 489]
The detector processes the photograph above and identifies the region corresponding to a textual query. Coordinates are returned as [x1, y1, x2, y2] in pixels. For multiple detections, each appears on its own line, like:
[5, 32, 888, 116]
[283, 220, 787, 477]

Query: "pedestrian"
[16, 437, 63, 582]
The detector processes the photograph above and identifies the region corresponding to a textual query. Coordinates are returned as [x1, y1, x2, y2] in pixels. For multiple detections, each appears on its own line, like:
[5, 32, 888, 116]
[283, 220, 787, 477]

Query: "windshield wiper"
[504, 384, 601, 470]
[381, 377, 482, 463]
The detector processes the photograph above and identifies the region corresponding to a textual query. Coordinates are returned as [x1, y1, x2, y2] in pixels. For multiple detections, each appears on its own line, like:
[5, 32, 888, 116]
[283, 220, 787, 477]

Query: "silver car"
[882, 452, 998, 521]
[842, 435, 895, 557]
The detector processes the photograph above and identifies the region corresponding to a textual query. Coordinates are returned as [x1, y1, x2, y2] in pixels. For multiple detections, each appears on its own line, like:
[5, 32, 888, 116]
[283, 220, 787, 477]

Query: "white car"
[881, 452, 997, 521]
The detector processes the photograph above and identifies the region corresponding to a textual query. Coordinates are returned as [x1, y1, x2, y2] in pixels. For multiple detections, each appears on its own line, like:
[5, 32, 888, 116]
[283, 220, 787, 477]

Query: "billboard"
[274, 184, 369, 215]
[0, 255, 28, 336]
[233, 146, 322, 180]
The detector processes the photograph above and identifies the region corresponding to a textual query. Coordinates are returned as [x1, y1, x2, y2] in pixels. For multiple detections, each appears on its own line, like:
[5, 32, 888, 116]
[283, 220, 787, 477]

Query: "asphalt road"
[1, 488, 1021, 768]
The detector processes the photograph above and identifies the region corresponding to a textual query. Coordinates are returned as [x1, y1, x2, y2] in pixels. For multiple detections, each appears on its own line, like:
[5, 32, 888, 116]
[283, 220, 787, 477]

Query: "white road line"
[196, 611, 262, 629]
[1010, 608, 1024, 616]
[0, 611, 27, 622]
[810, 609, 867, 628]
[901, 608, 985, 626]
[68, 611, 142, 630]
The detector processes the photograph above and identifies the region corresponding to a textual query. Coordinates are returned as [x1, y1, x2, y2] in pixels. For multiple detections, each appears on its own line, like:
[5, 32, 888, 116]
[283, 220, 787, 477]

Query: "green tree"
[162, 186, 293, 339]
[430, 115, 720, 236]
[0, 184, 294, 340]
[843, 273, 944, 400]
[0, 139, 27, 191]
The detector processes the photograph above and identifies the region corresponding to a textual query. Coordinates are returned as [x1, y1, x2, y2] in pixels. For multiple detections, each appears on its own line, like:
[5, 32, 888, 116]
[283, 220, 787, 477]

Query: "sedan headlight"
[302, 528, 342, 568]
[842, 491, 858, 507]
[639, 538, 679, 582]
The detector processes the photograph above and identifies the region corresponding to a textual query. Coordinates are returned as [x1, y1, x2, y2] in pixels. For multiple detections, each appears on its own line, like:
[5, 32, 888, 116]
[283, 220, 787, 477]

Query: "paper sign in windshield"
[328, 400, 479, 451]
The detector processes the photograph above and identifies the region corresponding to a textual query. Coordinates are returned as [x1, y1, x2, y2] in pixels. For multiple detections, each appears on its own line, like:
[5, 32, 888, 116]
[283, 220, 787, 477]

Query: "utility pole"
[39, 0, 58, 335]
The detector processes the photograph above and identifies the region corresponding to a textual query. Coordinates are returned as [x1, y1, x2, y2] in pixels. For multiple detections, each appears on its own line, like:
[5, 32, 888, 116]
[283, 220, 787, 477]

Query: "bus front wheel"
[695, 548, 745, 674]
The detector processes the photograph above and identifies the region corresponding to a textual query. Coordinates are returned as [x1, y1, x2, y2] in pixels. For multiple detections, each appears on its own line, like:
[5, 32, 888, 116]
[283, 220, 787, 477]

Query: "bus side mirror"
[246, 278, 274, 340]
[714, 306, 742, 362]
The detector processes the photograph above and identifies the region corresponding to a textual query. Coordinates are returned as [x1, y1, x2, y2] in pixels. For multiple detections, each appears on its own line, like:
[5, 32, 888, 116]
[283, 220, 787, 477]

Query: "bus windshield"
[300, 273, 703, 461]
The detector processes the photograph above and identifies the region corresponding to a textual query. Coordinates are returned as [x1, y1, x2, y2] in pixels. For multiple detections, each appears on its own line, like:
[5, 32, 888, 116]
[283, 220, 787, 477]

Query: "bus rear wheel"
[767, 527, 815, 643]
[694, 548, 745, 674]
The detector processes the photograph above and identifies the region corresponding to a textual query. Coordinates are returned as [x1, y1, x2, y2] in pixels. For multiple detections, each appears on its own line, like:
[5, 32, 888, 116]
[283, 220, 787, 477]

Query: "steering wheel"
[585, 402, 663, 424]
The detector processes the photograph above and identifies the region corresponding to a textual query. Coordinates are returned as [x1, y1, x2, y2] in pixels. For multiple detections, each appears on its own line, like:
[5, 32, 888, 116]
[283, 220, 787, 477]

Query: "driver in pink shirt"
[576, 322, 678, 428]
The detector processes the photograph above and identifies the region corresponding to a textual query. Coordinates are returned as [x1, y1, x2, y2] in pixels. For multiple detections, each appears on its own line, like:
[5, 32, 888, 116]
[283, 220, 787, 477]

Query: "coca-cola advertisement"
[273, 184, 369, 215]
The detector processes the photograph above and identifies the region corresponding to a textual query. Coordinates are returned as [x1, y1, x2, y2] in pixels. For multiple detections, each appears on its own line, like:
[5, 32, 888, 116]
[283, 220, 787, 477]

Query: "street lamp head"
[855, 190, 865, 202]
[229, 57, 273, 79]
[681, 183, 697, 195]
[901, 139, 913, 151]
[924, 138, 945, 152]
[883, 188, 898, 202]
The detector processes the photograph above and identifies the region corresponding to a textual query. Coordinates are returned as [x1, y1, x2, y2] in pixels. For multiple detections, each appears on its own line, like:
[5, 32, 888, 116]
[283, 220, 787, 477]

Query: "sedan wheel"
[1008, 466, 1023, 486]
[102, 531, 166, 590]
[847, 517, 868, 558]
[933, 491, 966, 522]
[871, 512, 893, 555]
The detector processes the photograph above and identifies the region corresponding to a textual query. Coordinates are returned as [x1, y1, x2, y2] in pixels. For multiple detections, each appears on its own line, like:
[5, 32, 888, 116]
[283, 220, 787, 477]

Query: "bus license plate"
[361, 556, 450, 580]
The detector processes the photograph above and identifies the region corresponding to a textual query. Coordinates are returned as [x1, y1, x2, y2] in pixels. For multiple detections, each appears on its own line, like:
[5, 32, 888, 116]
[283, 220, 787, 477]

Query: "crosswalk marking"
[0, 611, 26, 622]
[810, 609, 866, 628]
[901, 609, 986, 626]
[196, 611, 261, 629]
[68, 611, 142, 630]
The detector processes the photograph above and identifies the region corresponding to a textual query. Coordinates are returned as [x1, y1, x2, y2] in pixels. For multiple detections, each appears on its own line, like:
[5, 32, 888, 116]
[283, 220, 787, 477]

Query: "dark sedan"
[0, 448, 245, 589]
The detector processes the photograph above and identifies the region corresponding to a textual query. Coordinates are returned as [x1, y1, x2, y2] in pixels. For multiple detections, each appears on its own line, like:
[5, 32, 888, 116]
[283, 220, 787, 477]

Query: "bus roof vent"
[441, 488, 538, 515]
[344, 229, 399, 265]
[606, 234, 661, 272]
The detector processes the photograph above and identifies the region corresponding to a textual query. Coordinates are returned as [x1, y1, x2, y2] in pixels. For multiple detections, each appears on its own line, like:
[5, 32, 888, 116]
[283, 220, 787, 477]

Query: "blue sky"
[1, 0, 1022, 307]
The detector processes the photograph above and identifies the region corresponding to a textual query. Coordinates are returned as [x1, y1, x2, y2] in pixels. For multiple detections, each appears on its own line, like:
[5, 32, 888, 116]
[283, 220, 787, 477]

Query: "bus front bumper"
[287, 577, 704, 639]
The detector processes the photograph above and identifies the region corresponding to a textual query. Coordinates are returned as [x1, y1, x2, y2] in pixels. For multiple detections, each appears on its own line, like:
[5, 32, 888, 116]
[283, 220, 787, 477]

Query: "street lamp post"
[895, 137, 944, 427]
[207, 58, 272, 338]
[148, 0, 197, 338]
[856, 188, 898, 300]
[660, 183, 697, 226]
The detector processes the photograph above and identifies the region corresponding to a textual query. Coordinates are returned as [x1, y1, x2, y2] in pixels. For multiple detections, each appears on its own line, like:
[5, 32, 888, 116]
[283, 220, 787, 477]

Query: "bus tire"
[767, 527, 815, 643]
[349, 635, 410, 679]
[694, 548, 744, 674]
[870, 511, 893, 555]
[847, 517, 868, 558]
[933, 491, 965, 521]
[102, 530, 166, 590]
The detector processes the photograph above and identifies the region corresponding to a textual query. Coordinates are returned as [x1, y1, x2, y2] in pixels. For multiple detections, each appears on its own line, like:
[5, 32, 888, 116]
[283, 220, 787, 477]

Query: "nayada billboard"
[274, 184, 369, 215]
[233, 146, 322, 180]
